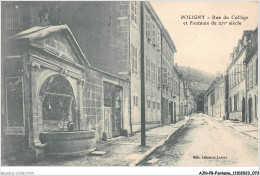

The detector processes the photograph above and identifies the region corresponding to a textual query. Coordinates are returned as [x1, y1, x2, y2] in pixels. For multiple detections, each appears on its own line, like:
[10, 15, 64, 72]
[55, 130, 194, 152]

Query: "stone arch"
[39, 74, 77, 131]
[37, 70, 78, 104]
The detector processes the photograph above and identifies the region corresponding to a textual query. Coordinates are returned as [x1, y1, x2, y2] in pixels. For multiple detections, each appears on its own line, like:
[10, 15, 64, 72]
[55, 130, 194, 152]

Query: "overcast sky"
[150, 1, 258, 75]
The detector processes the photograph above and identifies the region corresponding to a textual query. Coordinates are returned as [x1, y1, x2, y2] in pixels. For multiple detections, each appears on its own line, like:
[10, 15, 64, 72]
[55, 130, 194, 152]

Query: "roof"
[205, 75, 224, 95]
[162, 29, 177, 53]
[227, 30, 253, 72]
[13, 25, 90, 66]
[145, 2, 177, 53]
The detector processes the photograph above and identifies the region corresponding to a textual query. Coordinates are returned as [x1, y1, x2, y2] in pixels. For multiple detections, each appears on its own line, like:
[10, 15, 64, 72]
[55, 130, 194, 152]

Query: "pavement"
[139, 113, 258, 166]
[4, 113, 257, 166]
[207, 115, 258, 139]
[32, 116, 190, 166]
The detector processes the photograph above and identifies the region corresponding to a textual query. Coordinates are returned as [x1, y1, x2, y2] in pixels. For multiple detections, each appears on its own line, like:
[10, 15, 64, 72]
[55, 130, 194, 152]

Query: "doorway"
[174, 102, 176, 123]
[169, 101, 173, 124]
[242, 98, 245, 122]
[103, 82, 123, 137]
[248, 98, 252, 123]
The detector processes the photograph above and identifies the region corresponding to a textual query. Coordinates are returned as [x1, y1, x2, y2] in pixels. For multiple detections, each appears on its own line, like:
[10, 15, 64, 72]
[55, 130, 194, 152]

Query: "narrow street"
[139, 114, 258, 166]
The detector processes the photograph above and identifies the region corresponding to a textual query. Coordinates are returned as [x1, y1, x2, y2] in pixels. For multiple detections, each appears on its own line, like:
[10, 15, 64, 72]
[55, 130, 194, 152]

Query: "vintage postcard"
[1, 0, 259, 175]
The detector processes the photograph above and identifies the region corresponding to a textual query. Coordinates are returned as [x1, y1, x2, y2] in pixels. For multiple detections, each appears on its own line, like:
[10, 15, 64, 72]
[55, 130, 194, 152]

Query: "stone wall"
[82, 68, 130, 140]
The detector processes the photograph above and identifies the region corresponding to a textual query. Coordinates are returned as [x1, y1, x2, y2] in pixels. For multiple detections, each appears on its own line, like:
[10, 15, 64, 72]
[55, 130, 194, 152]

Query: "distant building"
[226, 30, 253, 121]
[205, 28, 258, 126]
[244, 28, 258, 125]
[204, 75, 224, 117]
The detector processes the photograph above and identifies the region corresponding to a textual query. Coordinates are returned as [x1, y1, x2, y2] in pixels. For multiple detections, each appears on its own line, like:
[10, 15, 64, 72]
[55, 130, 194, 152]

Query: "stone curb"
[212, 117, 258, 140]
[240, 131, 257, 140]
[129, 118, 191, 166]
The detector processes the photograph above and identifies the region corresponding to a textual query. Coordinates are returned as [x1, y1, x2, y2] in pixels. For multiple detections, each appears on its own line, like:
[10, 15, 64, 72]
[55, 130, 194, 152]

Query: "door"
[103, 83, 122, 137]
[104, 107, 112, 138]
[248, 98, 252, 123]
[174, 102, 176, 123]
[169, 101, 173, 123]
[242, 98, 245, 122]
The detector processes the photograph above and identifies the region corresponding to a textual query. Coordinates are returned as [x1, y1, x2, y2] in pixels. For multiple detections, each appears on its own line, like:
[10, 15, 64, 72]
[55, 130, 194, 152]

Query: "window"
[157, 101, 160, 110]
[230, 72, 233, 88]
[151, 62, 156, 85]
[240, 65, 242, 82]
[147, 98, 151, 109]
[250, 62, 253, 88]
[163, 67, 168, 86]
[131, 44, 138, 73]
[153, 101, 156, 110]
[5, 77, 25, 135]
[256, 59, 258, 85]
[247, 66, 249, 89]
[6, 7, 20, 30]
[133, 95, 138, 107]
[152, 22, 156, 45]
[229, 97, 232, 112]
[157, 67, 161, 87]
[156, 28, 161, 50]
[131, 1, 139, 25]
[234, 69, 237, 86]
[253, 59, 257, 85]
[170, 77, 173, 92]
[146, 57, 151, 82]
[146, 13, 151, 39]
[234, 95, 237, 111]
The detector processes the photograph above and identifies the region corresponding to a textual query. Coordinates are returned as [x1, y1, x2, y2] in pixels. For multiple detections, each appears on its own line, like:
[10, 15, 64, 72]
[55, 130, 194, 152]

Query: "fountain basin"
[39, 130, 96, 155]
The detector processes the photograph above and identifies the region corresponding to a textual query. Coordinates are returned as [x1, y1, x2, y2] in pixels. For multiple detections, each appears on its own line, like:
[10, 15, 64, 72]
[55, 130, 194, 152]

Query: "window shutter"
[157, 28, 161, 50]
[251, 63, 253, 87]
[163, 67, 168, 86]
[134, 47, 137, 71]
[137, 1, 140, 26]
[253, 60, 256, 85]
[247, 66, 249, 89]
[146, 58, 149, 81]
[152, 22, 156, 45]
[256, 59, 258, 84]
[157, 67, 161, 87]
[146, 14, 151, 39]
[131, 45, 134, 71]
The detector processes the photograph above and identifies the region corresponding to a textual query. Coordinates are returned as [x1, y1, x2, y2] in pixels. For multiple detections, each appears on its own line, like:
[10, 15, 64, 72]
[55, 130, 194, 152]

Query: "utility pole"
[140, 1, 146, 146]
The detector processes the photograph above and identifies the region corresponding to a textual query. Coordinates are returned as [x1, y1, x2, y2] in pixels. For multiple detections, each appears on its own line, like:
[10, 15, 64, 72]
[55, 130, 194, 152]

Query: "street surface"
[140, 114, 258, 166]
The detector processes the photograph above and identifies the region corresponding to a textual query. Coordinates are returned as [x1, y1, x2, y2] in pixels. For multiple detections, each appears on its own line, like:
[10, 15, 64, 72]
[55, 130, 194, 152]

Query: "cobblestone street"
[140, 114, 258, 166]
[30, 118, 189, 166]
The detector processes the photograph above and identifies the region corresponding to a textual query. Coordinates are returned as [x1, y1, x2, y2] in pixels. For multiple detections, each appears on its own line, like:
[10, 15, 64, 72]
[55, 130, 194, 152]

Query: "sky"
[150, 1, 258, 75]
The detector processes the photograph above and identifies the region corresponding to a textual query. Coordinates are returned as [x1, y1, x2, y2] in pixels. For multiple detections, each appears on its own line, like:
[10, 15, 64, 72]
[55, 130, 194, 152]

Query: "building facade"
[244, 28, 258, 125]
[204, 28, 258, 125]
[1, 25, 131, 159]
[1, 1, 196, 160]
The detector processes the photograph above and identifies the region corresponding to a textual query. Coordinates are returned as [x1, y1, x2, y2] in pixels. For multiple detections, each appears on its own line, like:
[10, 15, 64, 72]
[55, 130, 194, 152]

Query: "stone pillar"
[77, 76, 85, 130]
[29, 61, 42, 146]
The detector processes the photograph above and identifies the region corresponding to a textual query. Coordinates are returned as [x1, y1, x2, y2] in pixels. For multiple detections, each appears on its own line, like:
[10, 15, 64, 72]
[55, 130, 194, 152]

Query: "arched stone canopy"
[39, 74, 77, 130]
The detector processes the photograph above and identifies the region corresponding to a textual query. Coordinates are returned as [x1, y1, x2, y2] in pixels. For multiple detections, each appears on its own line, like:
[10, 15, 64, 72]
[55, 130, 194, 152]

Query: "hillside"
[177, 66, 216, 111]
